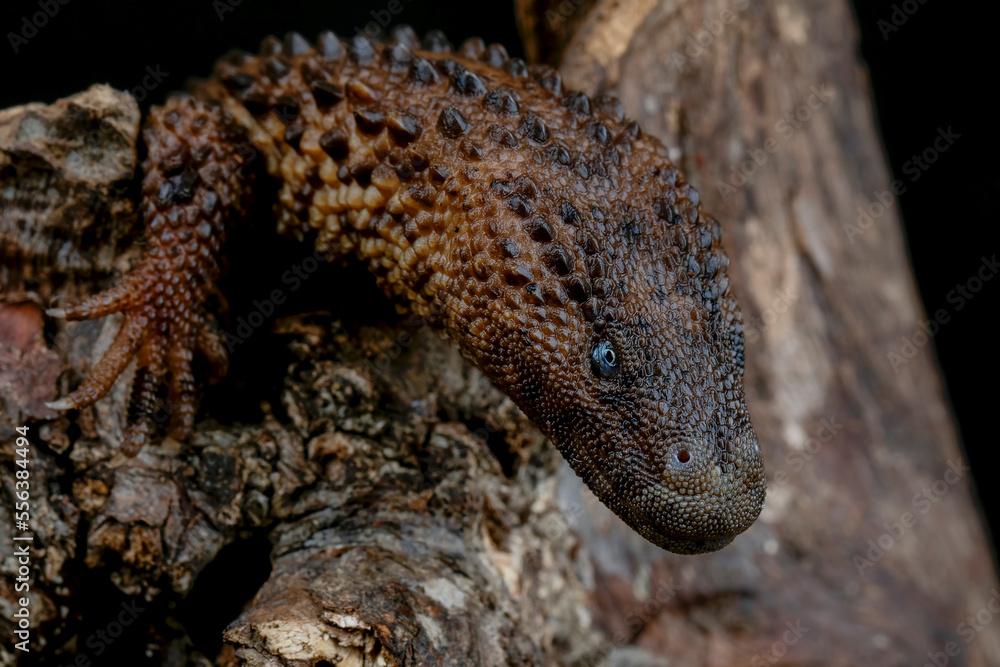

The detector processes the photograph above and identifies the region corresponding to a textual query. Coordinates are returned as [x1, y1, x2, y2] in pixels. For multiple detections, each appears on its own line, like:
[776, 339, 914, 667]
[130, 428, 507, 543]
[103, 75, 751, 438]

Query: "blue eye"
[590, 341, 620, 378]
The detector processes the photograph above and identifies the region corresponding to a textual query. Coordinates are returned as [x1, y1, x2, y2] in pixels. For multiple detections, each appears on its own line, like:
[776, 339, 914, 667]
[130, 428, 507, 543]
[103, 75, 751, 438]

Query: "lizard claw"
[45, 96, 254, 456]
[46, 257, 207, 456]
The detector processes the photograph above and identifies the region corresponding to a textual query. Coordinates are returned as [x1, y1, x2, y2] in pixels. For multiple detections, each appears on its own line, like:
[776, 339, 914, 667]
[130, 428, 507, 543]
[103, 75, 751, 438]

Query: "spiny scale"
[47, 28, 765, 554]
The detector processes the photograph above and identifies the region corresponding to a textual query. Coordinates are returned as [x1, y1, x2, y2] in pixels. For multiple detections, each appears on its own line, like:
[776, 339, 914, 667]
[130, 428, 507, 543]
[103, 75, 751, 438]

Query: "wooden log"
[1, 1, 998, 663]
[2, 88, 591, 665]
[523, 0, 1000, 664]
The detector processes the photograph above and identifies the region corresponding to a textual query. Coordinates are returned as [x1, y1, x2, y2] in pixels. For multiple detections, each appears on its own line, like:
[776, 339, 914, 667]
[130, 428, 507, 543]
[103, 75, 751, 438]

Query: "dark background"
[848, 0, 998, 553]
[0, 0, 995, 653]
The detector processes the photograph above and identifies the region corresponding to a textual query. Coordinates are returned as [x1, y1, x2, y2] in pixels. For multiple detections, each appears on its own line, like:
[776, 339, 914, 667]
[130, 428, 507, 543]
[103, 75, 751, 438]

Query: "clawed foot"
[45, 95, 254, 456]
[46, 259, 229, 456]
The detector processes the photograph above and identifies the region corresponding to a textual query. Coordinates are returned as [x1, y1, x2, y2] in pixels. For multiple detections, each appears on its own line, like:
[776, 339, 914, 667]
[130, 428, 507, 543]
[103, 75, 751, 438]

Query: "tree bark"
[1, 87, 591, 666]
[1, 0, 998, 664]
[524, 0, 1000, 665]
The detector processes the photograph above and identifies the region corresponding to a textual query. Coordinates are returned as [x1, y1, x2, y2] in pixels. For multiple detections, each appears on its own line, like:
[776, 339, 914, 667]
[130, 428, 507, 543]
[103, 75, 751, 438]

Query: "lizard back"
[49, 27, 766, 554]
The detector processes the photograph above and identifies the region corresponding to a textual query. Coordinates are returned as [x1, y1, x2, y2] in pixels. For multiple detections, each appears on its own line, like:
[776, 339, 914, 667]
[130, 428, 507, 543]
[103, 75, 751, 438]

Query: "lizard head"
[489, 157, 766, 555]
[419, 57, 766, 553]
[542, 188, 766, 553]
[564, 274, 768, 554]
[569, 174, 764, 554]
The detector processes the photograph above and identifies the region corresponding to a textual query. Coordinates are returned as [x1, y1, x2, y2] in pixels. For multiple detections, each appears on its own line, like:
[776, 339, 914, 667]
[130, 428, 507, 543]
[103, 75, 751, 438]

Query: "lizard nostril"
[676, 449, 691, 464]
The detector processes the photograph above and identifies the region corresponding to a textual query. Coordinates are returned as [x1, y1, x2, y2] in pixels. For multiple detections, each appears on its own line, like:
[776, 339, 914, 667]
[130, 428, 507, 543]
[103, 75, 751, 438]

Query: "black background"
[0, 0, 996, 658]
[848, 0, 998, 555]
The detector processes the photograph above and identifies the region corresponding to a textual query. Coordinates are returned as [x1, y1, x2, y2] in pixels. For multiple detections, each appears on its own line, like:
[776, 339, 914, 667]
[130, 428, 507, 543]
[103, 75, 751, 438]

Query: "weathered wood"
[2, 1, 998, 664]
[1, 87, 591, 665]
[0, 84, 140, 291]
[523, 0, 1000, 664]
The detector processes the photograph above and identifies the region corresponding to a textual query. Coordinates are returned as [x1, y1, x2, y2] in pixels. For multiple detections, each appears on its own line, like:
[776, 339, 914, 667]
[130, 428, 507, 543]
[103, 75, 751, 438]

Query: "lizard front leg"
[47, 97, 255, 455]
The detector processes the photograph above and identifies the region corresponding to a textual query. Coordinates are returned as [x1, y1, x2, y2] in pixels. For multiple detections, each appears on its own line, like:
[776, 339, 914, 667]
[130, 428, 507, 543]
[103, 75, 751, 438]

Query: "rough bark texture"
[1, 1, 998, 665]
[1, 87, 590, 666]
[531, 0, 1000, 665]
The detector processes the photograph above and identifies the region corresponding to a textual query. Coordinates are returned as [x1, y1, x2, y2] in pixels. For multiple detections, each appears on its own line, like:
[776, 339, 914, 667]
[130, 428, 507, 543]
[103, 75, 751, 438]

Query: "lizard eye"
[590, 341, 620, 379]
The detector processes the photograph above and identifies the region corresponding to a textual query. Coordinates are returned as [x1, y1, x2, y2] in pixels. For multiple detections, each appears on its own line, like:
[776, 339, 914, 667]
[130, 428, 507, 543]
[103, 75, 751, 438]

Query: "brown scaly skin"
[47, 100, 253, 454]
[47, 28, 765, 554]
